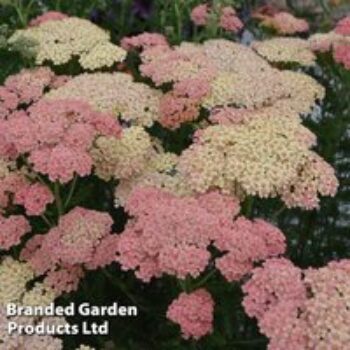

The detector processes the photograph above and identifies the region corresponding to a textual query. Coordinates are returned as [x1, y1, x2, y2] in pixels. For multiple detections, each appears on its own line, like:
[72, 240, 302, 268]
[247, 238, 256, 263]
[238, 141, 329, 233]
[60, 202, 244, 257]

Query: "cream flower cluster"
[114, 152, 192, 206]
[252, 37, 316, 66]
[141, 39, 324, 117]
[92, 126, 156, 181]
[178, 114, 338, 208]
[47, 72, 161, 127]
[9, 17, 126, 70]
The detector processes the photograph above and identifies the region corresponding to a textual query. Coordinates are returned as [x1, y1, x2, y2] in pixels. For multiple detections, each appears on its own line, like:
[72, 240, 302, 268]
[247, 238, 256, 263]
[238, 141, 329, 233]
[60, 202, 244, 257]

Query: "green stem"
[242, 196, 254, 218]
[13, 3, 27, 27]
[102, 269, 148, 312]
[192, 269, 216, 289]
[64, 175, 78, 209]
[54, 181, 63, 217]
[41, 214, 53, 228]
[174, 0, 182, 43]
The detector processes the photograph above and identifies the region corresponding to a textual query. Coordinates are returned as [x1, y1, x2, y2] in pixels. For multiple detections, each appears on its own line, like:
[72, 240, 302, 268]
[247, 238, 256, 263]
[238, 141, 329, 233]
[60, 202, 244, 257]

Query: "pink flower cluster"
[333, 43, 350, 69]
[117, 186, 285, 283]
[166, 289, 214, 339]
[0, 215, 30, 250]
[159, 78, 211, 129]
[219, 7, 244, 33]
[191, 4, 209, 26]
[121, 32, 169, 51]
[14, 183, 54, 216]
[191, 4, 243, 33]
[214, 217, 286, 281]
[0, 99, 121, 183]
[29, 11, 68, 27]
[335, 16, 350, 36]
[0, 67, 68, 123]
[309, 16, 350, 70]
[117, 187, 240, 282]
[255, 11, 309, 35]
[21, 207, 119, 294]
[243, 258, 350, 349]
[0, 161, 53, 217]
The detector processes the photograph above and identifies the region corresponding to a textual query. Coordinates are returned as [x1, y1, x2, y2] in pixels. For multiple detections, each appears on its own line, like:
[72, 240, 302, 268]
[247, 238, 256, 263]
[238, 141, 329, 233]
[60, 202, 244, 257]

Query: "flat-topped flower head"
[219, 6, 243, 33]
[121, 32, 169, 51]
[335, 16, 350, 36]
[259, 12, 309, 35]
[47, 72, 161, 127]
[191, 4, 210, 26]
[167, 289, 214, 339]
[91, 126, 155, 181]
[117, 187, 240, 281]
[9, 17, 126, 70]
[252, 38, 316, 66]
[29, 11, 68, 27]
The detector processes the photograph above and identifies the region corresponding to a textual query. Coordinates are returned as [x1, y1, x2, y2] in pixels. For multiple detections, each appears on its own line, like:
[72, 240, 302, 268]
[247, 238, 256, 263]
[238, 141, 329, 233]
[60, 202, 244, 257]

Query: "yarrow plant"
[0, 2, 348, 349]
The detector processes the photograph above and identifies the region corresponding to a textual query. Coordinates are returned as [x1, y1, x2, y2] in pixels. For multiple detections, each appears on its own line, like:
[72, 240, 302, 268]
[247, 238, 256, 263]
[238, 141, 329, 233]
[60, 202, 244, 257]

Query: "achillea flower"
[333, 43, 350, 69]
[0, 162, 28, 209]
[47, 73, 161, 127]
[22, 282, 56, 306]
[243, 258, 350, 350]
[159, 78, 210, 129]
[243, 258, 306, 320]
[117, 187, 239, 282]
[259, 301, 307, 350]
[0, 99, 121, 183]
[252, 38, 316, 66]
[22, 208, 117, 294]
[121, 32, 169, 51]
[44, 265, 84, 295]
[219, 7, 243, 33]
[281, 153, 338, 209]
[140, 43, 217, 86]
[214, 217, 286, 281]
[29, 11, 68, 27]
[0, 215, 30, 250]
[191, 4, 210, 26]
[335, 16, 350, 36]
[259, 12, 309, 35]
[114, 152, 192, 206]
[14, 183, 54, 215]
[9, 17, 126, 69]
[308, 31, 350, 52]
[0, 257, 34, 304]
[178, 115, 314, 200]
[91, 126, 155, 180]
[166, 289, 214, 340]
[302, 260, 350, 349]
[35, 207, 113, 266]
[1, 67, 61, 113]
